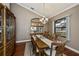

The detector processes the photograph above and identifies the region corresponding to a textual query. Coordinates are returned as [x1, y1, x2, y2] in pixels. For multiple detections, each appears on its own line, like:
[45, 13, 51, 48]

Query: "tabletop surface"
[34, 38, 48, 49]
[31, 35, 66, 49]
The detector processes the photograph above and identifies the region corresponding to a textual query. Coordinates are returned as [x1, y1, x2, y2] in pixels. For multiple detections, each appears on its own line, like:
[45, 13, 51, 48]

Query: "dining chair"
[55, 37, 67, 56]
[31, 35, 39, 55]
[44, 36, 67, 56]
[43, 33, 58, 56]
[54, 33, 59, 39]
[44, 43, 57, 56]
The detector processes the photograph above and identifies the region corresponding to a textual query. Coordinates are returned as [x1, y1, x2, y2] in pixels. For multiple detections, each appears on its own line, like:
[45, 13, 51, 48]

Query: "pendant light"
[40, 3, 48, 24]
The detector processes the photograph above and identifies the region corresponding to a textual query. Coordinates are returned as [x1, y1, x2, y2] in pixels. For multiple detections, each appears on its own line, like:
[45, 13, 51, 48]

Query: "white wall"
[10, 4, 41, 41]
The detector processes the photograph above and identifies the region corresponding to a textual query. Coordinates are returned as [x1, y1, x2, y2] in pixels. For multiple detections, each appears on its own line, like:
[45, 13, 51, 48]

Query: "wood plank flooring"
[64, 47, 79, 56]
[13, 42, 79, 56]
[13, 42, 26, 56]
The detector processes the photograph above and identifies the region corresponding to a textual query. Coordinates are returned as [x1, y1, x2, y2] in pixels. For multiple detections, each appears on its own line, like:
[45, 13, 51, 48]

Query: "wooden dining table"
[31, 35, 49, 55]
[31, 35, 66, 56]
[34, 39, 48, 49]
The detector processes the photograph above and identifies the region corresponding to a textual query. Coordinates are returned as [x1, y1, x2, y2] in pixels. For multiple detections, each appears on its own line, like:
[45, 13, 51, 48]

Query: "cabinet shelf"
[0, 4, 16, 56]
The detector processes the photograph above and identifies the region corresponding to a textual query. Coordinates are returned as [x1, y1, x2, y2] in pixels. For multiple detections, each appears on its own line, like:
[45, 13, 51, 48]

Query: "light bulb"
[40, 17, 48, 24]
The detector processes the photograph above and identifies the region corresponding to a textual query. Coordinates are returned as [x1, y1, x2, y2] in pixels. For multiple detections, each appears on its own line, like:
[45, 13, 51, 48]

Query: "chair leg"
[37, 49, 44, 56]
[55, 52, 63, 56]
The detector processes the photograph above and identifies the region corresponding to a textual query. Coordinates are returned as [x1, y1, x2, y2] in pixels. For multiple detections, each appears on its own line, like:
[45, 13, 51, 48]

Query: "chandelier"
[40, 3, 48, 24]
[40, 16, 48, 24]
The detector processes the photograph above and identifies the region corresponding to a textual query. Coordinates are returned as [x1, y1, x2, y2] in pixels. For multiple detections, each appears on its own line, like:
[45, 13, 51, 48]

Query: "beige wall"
[10, 4, 41, 41]
[48, 19, 53, 35]
[49, 5, 79, 51]
[43, 23, 49, 32]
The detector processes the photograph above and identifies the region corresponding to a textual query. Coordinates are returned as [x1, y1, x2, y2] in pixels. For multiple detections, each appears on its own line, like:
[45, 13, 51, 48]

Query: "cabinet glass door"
[0, 8, 3, 47]
[5, 7, 15, 56]
[6, 12, 14, 42]
[6, 14, 11, 42]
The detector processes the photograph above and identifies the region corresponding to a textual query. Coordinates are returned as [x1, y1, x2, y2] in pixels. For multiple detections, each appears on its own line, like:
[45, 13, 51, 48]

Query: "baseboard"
[16, 40, 31, 43]
[65, 45, 79, 54]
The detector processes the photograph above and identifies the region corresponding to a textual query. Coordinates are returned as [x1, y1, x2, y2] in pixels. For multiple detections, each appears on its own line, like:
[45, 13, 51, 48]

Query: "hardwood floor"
[13, 42, 79, 56]
[13, 42, 26, 56]
[64, 47, 79, 56]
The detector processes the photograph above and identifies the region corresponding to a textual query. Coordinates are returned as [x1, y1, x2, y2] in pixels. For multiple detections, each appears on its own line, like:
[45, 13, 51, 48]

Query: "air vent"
[30, 7, 34, 10]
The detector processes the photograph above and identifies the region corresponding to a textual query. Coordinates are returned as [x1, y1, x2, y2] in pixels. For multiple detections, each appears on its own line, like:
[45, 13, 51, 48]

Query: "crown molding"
[17, 3, 79, 19]
[17, 3, 44, 17]
[49, 4, 79, 19]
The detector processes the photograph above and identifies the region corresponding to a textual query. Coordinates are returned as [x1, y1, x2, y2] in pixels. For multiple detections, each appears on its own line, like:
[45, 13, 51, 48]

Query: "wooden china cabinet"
[0, 4, 16, 56]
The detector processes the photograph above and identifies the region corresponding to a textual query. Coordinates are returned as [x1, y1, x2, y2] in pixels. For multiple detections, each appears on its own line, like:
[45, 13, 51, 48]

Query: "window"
[54, 16, 71, 41]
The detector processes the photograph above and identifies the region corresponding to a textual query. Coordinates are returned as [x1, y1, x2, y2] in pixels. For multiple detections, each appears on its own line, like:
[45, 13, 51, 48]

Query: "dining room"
[10, 3, 79, 56]
[0, 3, 79, 56]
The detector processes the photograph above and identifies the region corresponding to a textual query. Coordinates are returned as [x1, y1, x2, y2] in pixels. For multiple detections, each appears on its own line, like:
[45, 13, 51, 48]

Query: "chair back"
[52, 33, 59, 41]
[55, 38, 67, 56]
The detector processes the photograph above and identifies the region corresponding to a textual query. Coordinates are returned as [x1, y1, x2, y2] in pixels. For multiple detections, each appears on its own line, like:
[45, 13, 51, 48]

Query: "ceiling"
[17, 3, 78, 18]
